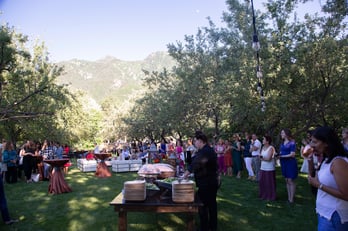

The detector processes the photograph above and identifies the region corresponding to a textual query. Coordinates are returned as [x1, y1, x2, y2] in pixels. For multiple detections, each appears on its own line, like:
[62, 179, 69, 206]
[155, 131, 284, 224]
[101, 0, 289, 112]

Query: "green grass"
[1, 161, 317, 231]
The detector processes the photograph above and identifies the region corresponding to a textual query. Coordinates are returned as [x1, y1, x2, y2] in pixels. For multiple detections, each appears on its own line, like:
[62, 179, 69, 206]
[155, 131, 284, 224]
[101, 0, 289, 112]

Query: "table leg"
[118, 211, 127, 231]
[187, 213, 194, 231]
[95, 161, 111, 178]
[49, 167, 72, 194]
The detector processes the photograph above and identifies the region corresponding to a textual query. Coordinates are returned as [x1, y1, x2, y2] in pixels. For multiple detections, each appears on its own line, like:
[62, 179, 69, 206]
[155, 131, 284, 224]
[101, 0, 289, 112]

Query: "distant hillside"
[57, 51, 176, 104]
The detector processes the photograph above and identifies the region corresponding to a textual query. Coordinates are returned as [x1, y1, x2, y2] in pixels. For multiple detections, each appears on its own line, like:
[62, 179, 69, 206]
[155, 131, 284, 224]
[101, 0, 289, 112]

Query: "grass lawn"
[1, 160, 317, 231]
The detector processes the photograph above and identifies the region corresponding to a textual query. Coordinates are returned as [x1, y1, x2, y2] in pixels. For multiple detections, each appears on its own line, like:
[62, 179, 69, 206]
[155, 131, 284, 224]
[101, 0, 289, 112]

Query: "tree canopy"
[1, 0, 347, 147]
[121, 0, 348, 142]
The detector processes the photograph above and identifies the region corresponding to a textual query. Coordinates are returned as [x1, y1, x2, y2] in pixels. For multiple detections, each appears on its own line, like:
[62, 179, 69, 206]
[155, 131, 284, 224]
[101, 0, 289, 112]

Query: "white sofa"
[77, 159, 97, 172]
[112, 160, 143, 173]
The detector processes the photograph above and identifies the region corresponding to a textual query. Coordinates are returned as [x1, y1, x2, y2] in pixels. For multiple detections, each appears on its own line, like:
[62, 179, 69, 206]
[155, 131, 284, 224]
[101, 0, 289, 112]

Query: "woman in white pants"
[242, 133, 254, 180]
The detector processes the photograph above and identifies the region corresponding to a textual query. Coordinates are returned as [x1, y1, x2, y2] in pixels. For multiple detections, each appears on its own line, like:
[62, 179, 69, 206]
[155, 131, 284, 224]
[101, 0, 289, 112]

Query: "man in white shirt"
[93, 143, 100, 154]
[250, 134, 262, 181]
[121, 146, 130, 160]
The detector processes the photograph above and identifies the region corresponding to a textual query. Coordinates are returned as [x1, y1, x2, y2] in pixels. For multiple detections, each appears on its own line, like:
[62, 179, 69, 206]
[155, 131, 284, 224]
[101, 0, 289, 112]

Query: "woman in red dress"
[224, 140, 232, 176]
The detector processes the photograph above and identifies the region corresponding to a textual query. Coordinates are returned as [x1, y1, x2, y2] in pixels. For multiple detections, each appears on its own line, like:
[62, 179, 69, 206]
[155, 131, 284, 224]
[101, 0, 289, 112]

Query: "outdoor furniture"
[110, 190, 203, 231]
[94, 153, 112, 178]
[111, 160, 142, 173]
[77, 158, 97, 172]
[43, 159, 72, 194]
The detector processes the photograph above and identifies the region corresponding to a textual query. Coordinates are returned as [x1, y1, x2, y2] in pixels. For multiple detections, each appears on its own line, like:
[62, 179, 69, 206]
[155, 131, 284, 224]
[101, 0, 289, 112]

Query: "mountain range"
[57, 51, 176, 104]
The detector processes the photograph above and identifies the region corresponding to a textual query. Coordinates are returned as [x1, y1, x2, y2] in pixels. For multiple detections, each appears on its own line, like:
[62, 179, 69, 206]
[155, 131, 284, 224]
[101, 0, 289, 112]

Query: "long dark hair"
[264, 135, 272, 144]
[312, 126, 347, 163]
[282, 128, 293, 140]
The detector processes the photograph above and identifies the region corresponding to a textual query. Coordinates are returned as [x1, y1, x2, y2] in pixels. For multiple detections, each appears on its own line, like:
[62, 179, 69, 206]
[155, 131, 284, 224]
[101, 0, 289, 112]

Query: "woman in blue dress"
[279, 128, 298, 203]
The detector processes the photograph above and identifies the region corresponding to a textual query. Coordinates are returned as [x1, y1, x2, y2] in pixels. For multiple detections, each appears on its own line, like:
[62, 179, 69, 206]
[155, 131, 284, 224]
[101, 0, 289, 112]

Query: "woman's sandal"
[5, 219, 19, 225]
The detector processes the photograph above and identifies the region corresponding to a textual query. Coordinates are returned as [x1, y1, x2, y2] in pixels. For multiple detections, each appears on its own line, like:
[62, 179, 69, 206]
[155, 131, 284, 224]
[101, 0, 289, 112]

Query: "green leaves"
[122, 0, 348, 141]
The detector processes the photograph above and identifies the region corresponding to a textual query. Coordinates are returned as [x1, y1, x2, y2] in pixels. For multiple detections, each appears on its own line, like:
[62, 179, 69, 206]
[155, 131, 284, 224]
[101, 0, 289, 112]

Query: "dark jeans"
[0, 178, 10, 222]
[23, 155, 33, 180]
[197, 185, 218, 231]
[5, 166, 17, 184]
[17, 164, 24, 179]
[186, 151, 192, 165]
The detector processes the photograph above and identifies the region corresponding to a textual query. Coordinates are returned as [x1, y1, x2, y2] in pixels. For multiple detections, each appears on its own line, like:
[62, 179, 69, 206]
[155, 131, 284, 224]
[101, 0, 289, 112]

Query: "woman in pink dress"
[215, 139, 225, 175]
[259, 135, 276, 200]
[175, 140, 185, 172]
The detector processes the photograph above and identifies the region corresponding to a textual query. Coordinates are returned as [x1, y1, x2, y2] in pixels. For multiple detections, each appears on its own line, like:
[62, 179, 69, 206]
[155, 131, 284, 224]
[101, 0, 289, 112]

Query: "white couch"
[77, 159, 97, 172]
[112, 160, 143, 173]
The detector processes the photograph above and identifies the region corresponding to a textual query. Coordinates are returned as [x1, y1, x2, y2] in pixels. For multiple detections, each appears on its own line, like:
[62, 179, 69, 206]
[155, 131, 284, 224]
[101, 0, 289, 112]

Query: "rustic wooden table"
[110, 190, 203, 231]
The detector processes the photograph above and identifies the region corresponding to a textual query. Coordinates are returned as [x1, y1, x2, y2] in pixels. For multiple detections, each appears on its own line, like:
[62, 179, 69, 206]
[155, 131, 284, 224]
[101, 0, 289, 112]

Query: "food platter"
[137, 163, 175, 179]
[155, 177, 176, 190]
[146, 183, 160, 197]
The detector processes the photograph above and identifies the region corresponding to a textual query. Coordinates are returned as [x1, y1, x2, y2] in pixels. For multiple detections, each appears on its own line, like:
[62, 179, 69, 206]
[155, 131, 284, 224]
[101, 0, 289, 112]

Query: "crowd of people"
[0, 139, 72, 225]
[97, 127, 346, 231]
[0, 126, 347, 230]
[0, 140, 71, 184]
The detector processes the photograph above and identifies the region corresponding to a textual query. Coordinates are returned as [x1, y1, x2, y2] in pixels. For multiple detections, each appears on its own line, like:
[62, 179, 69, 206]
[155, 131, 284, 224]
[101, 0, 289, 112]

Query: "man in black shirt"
[184, 131, 218, 231]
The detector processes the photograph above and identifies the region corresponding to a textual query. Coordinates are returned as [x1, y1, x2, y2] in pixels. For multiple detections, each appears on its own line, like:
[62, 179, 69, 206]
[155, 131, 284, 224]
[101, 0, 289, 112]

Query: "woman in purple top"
[279, 128, 298, 203]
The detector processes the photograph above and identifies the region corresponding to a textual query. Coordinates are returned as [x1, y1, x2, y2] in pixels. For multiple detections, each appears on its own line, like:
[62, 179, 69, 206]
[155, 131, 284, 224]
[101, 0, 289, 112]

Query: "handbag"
[31, 173, 40, 182]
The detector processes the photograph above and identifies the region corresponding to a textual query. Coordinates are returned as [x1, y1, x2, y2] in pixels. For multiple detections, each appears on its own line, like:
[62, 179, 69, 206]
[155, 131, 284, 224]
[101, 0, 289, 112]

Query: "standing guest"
[63, 144, 70, 158]
[224, 140, 232, 176]
[121, 146, 130, 160]
[259, 135, 276, 201]
[137, 141, 143, 153]
[167, 138, 175, 157]
[149, 139, 158, 162]
[185, 138, 196, 166]
[250, 133, 262, 181]
[93, 143, 100, 154]
[159, 138, 167, 159]
[241, 132, 254, 180]
[0, 139, 7, 182]
[55, 142, 64, 159]
[55, 142, 70, 174]
[41, 140, 54, 181]
[308, 126, 348, 231]
[0, 177, 18, 225]
[215, 139, 225, 175]
[279, 128, 298, 203]
[23, 140, 36, 183]
[175, 140, 185, 172]
[86, 150, 95, 160]
[184, 131, 218, 231]
[300, 131, 313, 174]
[17, 147, 24, 180]
[2, 142, 17, 184]
[231, 134, 242, 178]
[342, 128, 348, 153]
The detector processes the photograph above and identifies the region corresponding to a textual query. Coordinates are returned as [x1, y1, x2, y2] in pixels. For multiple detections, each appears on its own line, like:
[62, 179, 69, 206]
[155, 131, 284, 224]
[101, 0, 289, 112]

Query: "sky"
[0, 0, 325, 62]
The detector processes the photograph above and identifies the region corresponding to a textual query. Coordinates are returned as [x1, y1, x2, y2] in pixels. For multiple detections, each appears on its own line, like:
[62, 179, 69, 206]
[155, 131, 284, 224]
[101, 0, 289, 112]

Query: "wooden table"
[43, 159, 72, 194]
[94, 153, 112, 178]
[110, 190, 203, 231]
